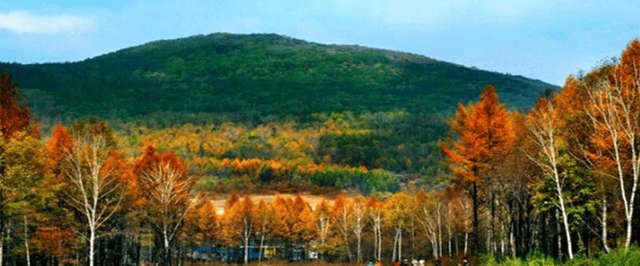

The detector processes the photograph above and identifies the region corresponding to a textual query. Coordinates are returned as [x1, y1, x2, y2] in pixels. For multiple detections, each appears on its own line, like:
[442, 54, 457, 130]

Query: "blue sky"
[1, 0, 639, 85]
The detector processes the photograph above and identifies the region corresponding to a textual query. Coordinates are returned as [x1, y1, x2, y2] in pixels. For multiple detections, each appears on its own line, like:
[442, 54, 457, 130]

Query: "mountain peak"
[4, 33, 555, 125]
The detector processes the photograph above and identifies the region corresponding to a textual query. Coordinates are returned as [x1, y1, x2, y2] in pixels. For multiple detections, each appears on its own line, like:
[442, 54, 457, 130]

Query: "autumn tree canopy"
[442, 85, 515, 255]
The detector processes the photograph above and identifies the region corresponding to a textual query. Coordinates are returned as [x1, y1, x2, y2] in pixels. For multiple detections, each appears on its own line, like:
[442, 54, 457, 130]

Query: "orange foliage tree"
[290, 195, 316, 244]
[332, 195, 353, 262]
[134, 144, 199, 266]
[0, 71, 40, 265]
[226, 195, 257, 264]
[193, 200, 219, 246]
[441, 85, 515, 254]
[255, 199, 273, 261]
[313, 199, 334, 259]
[365, 195, 384, 261]
[42, 125, 79, 264]
[384, 192, 414, 263]
[271, 194, 292, 242]
[350, 195, 366, 263]
[31, 226, 78, 265]
[47, 120, 126, 266]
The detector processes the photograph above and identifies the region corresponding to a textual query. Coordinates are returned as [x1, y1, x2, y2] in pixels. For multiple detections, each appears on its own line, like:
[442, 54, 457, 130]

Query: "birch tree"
[350, 195, 366, 263]
[134, 144, 199, 266]
[314, 199, 332, 259]
[384, 192, 413, 262]
[332, 195, 353, 262]
[585, 40, 640, 249]
[365, 196, 384, 261]
[255, 199, 271, 261]
[526, 96, 574, 260]
[416, 190, 441, 259]
[50, 121, 125, 266]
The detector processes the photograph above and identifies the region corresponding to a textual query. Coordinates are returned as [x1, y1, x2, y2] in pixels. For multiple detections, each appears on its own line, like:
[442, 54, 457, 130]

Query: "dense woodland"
[3, 33, 554, 186]
[1, 35, 640, 266]
[4, 33, 553, 125]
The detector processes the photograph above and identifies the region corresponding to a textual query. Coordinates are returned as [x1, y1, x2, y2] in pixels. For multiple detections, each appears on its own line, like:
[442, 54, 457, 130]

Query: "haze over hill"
[3, 33, 555, 126]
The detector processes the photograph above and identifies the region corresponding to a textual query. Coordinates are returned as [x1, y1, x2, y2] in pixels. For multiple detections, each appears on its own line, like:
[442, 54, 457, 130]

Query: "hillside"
[4, 33, 555, 126]
[1, 33, 557, 192]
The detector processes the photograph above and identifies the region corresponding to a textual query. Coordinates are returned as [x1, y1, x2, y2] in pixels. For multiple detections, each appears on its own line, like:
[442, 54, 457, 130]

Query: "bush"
[477, 246, 640, 266]
[587, 246, 640, 266]
[309, 169, 400, 195]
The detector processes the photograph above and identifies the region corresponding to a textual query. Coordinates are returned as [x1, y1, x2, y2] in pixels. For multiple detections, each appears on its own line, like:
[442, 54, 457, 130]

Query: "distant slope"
[3, 33, 555, 125]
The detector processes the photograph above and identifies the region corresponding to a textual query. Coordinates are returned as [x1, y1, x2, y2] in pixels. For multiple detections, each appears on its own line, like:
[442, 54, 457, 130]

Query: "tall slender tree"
[314, 199, 333, 260]
[350, 195, 366, 263]
[226, 196, 257, 264]
[442, 85, 515, 254]
[365, 196, 384, 261]
[384, 192, 414, 262]
[585, 39, 640, 249]
[48, 121, 126, 266]
[416, 190, 443, 259]
[134, 144, 199, 266]
[255, 199, 272, 261]
[332, 195, 353, 262]
[526, 96, 575, 259]
[0, 71, 39, 265]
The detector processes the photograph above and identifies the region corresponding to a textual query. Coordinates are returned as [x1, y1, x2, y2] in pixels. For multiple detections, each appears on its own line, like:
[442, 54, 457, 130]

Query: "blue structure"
[195, 246, 226, 254]
[194, 246, 227, 261]
[226, 246, 264, 263]
[195, 245, 311, 263]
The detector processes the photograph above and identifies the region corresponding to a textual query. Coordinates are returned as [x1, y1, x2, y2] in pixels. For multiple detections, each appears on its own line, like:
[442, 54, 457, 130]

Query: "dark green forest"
[4, 33, 554, 125]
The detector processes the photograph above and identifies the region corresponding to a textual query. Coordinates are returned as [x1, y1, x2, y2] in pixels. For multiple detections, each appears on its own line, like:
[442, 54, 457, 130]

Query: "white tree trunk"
[63, 137, 124, 266]
[429, 235, 438, 259]
[24, 215, 30, 266]
[392, 230, 398, 262]
[510, 228, 515, 256]
[448, 225, 452, 257]
[555, 171, 574, 259]
[527, 101, 574, 260]
[500, 223, 505, 256]
[243, 232, 249, 264]
[601, 195, 610, 253]
[376, 217, 382, 261]
[437, 210, 442, 258]
[89, 226, 96, 266]
[398, 227, 402, 261]
[586, 72, 640, 250]
[464, 232, 468, 255]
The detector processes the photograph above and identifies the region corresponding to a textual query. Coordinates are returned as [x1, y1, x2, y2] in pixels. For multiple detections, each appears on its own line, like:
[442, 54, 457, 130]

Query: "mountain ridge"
[3, 32, 556, 126]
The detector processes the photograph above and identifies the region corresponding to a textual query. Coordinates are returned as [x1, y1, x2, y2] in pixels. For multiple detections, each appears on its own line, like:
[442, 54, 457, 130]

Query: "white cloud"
[0, 10, 95, 35]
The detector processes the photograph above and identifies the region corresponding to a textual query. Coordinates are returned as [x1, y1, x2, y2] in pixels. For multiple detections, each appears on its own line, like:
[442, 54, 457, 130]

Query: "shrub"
[309, 169, 400, 195]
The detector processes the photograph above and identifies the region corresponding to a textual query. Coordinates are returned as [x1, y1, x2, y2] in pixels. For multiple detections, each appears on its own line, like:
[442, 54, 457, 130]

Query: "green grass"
[478, 246, 640, 266]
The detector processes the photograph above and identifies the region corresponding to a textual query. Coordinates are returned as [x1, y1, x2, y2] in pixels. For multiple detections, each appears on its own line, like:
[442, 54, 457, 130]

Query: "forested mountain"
[4, 33, 640, 266]
[2, 33, 556, 189]
[4, 33, 554, 125]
